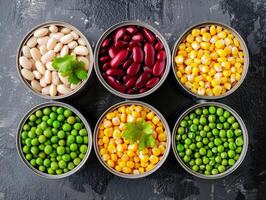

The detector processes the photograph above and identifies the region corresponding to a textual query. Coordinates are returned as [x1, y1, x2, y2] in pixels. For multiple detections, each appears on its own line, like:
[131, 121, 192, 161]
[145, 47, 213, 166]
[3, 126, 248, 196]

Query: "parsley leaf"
[52, 55, 88, 84]
[122, 120, 156, 150]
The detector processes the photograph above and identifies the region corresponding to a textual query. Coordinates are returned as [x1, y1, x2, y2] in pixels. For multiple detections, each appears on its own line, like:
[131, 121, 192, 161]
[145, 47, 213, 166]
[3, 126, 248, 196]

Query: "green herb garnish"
[52, 55, 87, 84]
[122, 120, 156, 150]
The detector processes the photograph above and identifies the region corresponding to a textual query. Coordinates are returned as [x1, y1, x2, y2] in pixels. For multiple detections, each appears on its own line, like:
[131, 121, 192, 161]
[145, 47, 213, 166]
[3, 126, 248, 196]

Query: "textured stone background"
[0, 0, 265, 199]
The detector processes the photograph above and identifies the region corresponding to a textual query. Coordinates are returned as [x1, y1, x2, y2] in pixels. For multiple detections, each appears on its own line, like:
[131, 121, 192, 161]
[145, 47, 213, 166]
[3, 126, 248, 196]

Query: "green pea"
[62, 124, 71, 131]
[79, 129, 87, 136]
[214, 138, 222, 146]
[73, 158, 81, 166]
[25, 153, 33, 160]
[228, 150, 235, 158]
[192, 165, 199, 172]
[235, 147, 242, 154]
[31, 138, 39, 146]
[36, 157, 43, 165]
[43, 108, 51, 115]
[64, 109, 72, 117]
[39, 166, 46, 172]
[51, 161, 58, 170]
[199, 148, 206, 155]
[177, 144, 184, 152]
[57, 130, 65, 139]
[202, 138, 209, 145]
[180, 120, 188, 127]
[56, 169, 63, 175]
[217, 145, 224, 153]
[70, 143, 78, 151]
[235, 137, 243, 146]
[57, 114, 65, 122]
[83, 136, 88, 144]
[48, 168, 55, 175]
[209, 106, 216, 114]
[68, 162, 75, 170]
[58, 160, 67, 169]
[209, 123, 216, 129]
[74, 123, 82, 130]
[31, 146, 39, 155]
[212, 129, 219, 136]
[185, 149, 192, 156]
[228, 159, 235, 166]
[44, 145, 53, 154]
[227, 116, 235, 124]
[30, 159, 36, 166]
[51, 136, 59, 144]
[229, 142, 236, 150]
[223, 111, 230, 118]
[53, 121, 60, 129]
[203, 108, 209, 115]
[183, 155, 191, 163]
[208, 115, 216, 123]
[57, 146, 65, 155]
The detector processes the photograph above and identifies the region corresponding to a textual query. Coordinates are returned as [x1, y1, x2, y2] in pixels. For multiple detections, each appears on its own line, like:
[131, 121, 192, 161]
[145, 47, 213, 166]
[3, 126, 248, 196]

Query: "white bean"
[77, 56, 90, 70]
[52, 71, 59, 85]
[74, 46, 89, 56]
[60, 45, 69, 57]
[70, 82, 80, 90]
[60, 34, 74, 44]
[68, 41, 78, 49]
[58, 73, 70, 85]
[61, 27, 71, 34]
[39, 76, 47, 87]
[37, 36, 49, 46]
[41, 50, 55, 64]
[49, 25, 58, 33]
[54, 43, 63, 53]
[70, 31, 79, 40]
[31, 80, 42, 91]
[57, 84, 71, 94]
[30, 48, 41, 61]
[22, 46, 31, 58]
[47, 37, 57, 51]
[46, 62, 55, 71]
[34, 28, 49, 38]
[29, 59, 36, 69]
[27, 37, 37, 48]
[78, 38, 86, 46]
[39, 45, 47, 55]
[19, 56, 32, 69]
[50, 84, 57, 96]
[33, 70, 42, 79]
[41, 85, 50, 95]
[35, 61, 46, 75]
[44, 70, 52, 84]
[21, 69, 34, 81]
[51, 32, 64, 41]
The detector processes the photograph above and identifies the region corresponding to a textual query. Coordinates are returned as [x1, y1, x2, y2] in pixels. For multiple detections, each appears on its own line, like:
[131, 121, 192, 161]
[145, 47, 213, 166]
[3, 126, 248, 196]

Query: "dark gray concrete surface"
[0, 0, 265, 199]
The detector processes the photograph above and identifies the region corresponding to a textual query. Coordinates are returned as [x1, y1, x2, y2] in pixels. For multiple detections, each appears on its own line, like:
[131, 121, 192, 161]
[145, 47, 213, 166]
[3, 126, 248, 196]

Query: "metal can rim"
[93, 100, 171, 178]
[94, 20, 171, 99]
[171, 21, 249, 100]
[171, 101, 249, 179]
[16, 101, 93, 179]
[16, 21, 94, 100]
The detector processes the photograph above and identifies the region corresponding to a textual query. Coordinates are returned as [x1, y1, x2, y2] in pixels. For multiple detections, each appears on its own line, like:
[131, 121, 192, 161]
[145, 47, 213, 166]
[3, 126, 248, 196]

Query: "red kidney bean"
[143, 28, 155, 43]
[101, 38, 110, 48]
[139, 87, 148, 93]
[123, 74, 131, 83]
[143, 66, 153, 73]
[127, 63, 141, 76]
[99, 56, 110, 63]
[114, 40, 128, 50]
[110, 50, 128, 68]
[113, 28, 126, 42]
[132, 46, 144, 63]
[123, 34, 131, 41]
[126, 26, 137, 34]
[128, 41, 141, 50]
[135, 72, 151, 88]
[155, 41, 163, 51]
[144, 43, 155, 67]
[105, 76, 126, 93]
[157, 50, 166, 60]
[132, 33, 144, 41]
[100, 48, 108, 55]
[127, 88, 138, 94]
[153, 60, 165, 76]
[108, 47, 117, 58]
[106, 68, 124, 77]
[101, 62, 110, 71]
[125, 77, 137, 89]
[146, 77, 159, 88]
[122, 59, 132, 69]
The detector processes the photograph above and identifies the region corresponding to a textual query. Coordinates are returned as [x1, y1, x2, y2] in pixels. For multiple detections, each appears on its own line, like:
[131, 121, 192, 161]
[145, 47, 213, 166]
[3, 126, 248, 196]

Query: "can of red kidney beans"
[94, 20, 171, 99]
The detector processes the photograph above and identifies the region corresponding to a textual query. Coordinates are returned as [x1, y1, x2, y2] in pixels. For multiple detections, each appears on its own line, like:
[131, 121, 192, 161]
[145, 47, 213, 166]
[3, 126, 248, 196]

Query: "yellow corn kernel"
[139, 167, 145, 173]
[209, 44, 215, 51]
[209, 68, 216, 76]
[191, 41, 200, 50]
[225, 38, 233, 45]
[146, 112, 154, 120]
[119, 160, 126, 168]
[113, 130, 122, 140]
[200, 42, 210, 50]
[223, 70, 231, 77]
[176, 70, 183, 78]
[139, 154, 149, 163]
[119, 113, 126, 123]
[211, 78, 221, 87]
[146, 164, 155, 171]
[232, 47, 238, 56]
[112, 117, 120, 126]
[221, 77, 228, 84]
[179, 43, 186, 50]
[107, 160, 114, 168]
[200, 28, 207, 34]
[141, 162, 149, 168]
[134, 156, 140, 163]
[206, 75, 212, 83]
[102, 136, 109, 144]
[237, 67, 243, 74]
[231, 67, 236, 73]
[102, 154, 110, 161]
[206, 88, 213, 96]
[192, 28, 200, 36]
[233, 38, 240, 47]
[115, 165, 122, 172]
[217, 49, 227, 57]
[127, 150, 134, 158]
[104, 128, 113, 137]
[121, 154, 129, 162]
[210, 35, 218, 43]
[202, 32, 211, 42]
[126, 161, 135, 169]
[215, 39, 225, 49]
[149, 155, 159, 164]
[122, 167, 132, 174]
[111, 154, 118, 162]
[117, 144, 123, 152]
[180, 76, 187, 84]
[103, 120, 112, 128]
[221, 61, 231, 69]
[189, 50, 197, 59]
[199, 81, 205, 87]
[224, 83, 231, 90]
[155, 126, 163, 134]
[158, 133, 166, 142]
[98, 139, 104, 146]
[152, 148, 161, 156]
[210, 25, 216, 35]
[100, 148, 107, 155]
[201, 54, 211, 65]
[214, 63, 222, 72]
[216, 26, 223, 32]
[185, 81, 193, 89]
[195, 36, 203, 43]
[152, 116, 160, 125]
[217, 31, 227, 39]
[186, 34, 194, 43]
[236, 73, 241, 81]
[158, 145, 165, 155]
[197, 87, 205, 95]
[212, 86, 222, 96]
[106, 112, 115, 120]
